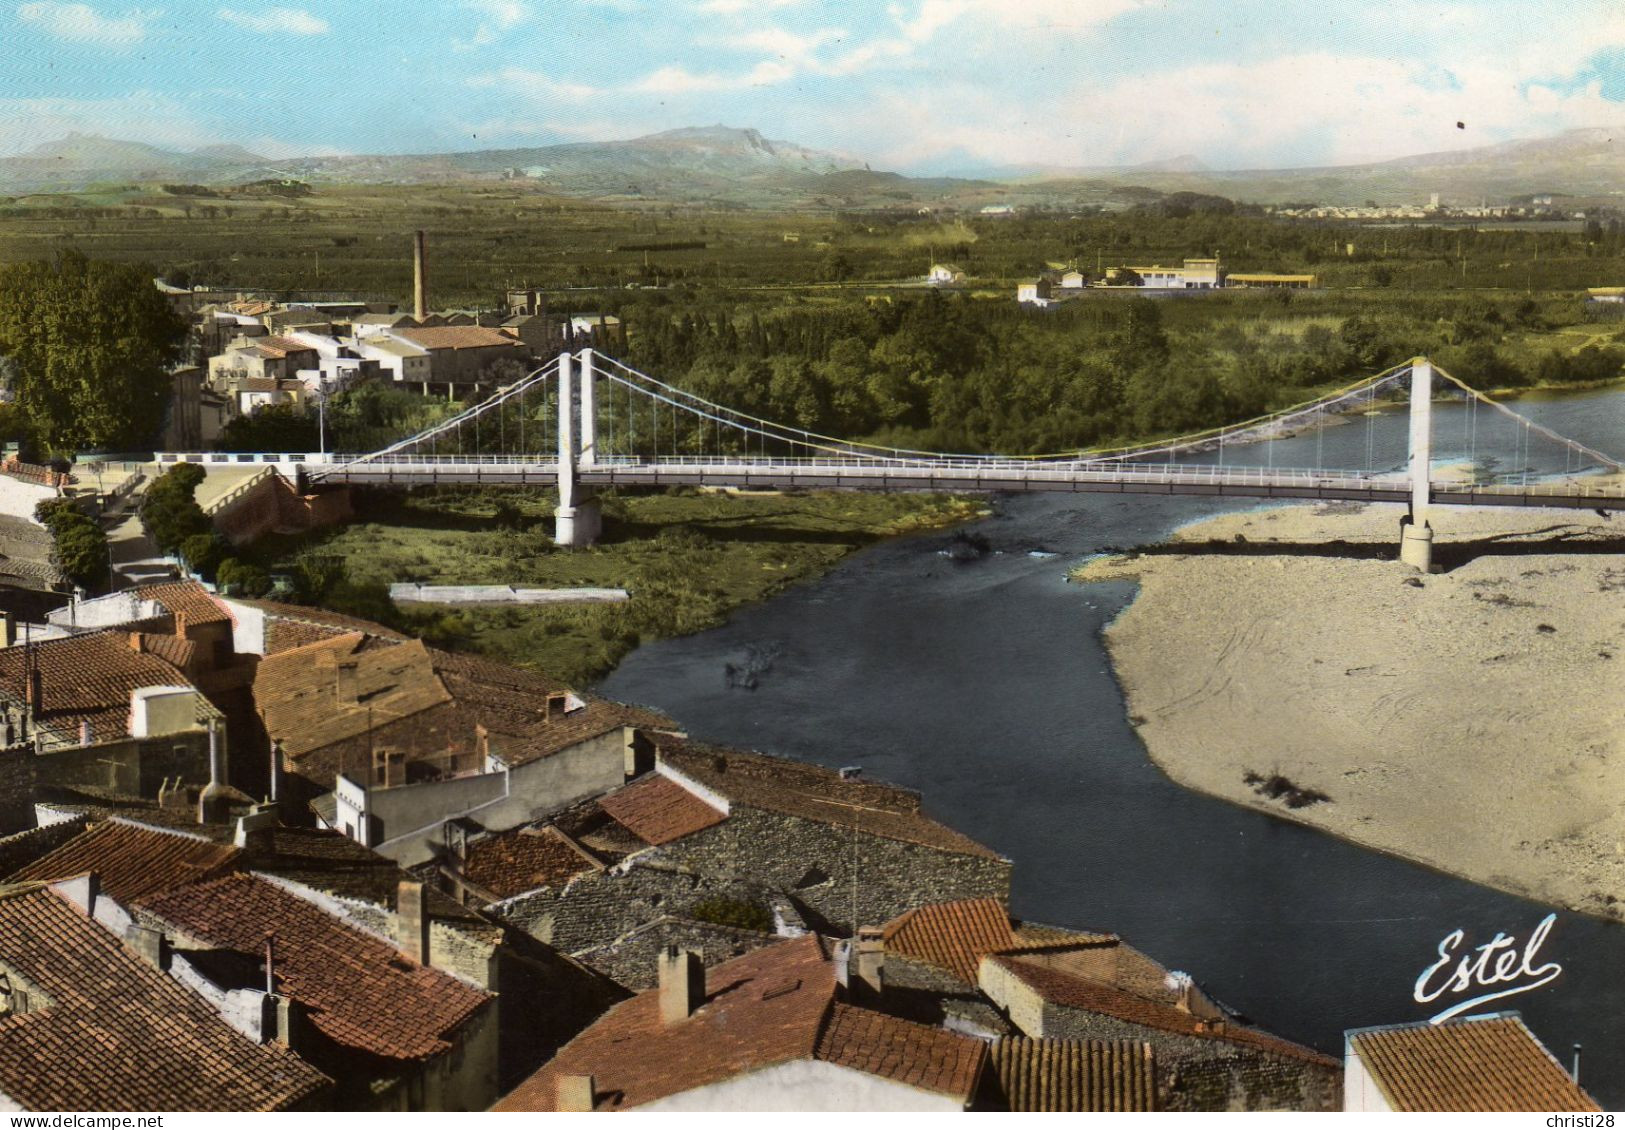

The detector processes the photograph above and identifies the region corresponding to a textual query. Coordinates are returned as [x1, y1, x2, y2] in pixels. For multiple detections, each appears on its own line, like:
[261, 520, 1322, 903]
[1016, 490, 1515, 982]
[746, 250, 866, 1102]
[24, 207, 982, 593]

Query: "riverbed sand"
[1075, 497, 1625, 920]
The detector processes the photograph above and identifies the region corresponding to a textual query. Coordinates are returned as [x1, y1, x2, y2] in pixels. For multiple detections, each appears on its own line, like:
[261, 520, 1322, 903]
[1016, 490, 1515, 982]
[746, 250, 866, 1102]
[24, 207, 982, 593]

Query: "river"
[601, 386, 1625, 1106]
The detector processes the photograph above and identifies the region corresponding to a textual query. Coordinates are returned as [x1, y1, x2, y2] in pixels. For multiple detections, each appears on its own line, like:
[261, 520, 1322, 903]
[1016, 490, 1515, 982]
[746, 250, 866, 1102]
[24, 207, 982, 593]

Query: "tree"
[140, 463, 211, 554]
[34, 499, 109, 591]
[0, 253, 187, 453]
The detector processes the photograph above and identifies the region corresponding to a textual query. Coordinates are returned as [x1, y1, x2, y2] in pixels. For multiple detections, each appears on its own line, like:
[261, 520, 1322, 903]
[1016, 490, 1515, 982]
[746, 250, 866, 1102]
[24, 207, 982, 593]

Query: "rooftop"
[137, 580, 232, 627]
[597, 772, 726, 847]
[987, 954, 1336, 1066]
[139, 873, 493, 1063]
[0, 629, 205, 745]
[494, 934, 986, 1111]
[985, 1037, 1157, 1111]
[1348, 1014, 1599, 1112]
[659, 744, 1003, 860]
[392, 325, 521, 352]
[0, 883, 329, 1111]
[459, 825, 598, 901]
[11, 818, 237, 904]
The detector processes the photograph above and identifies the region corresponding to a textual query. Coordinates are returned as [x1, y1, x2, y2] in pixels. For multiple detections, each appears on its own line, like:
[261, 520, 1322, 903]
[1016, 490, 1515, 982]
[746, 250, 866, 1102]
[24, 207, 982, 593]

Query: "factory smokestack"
[413, 230, 427, 320]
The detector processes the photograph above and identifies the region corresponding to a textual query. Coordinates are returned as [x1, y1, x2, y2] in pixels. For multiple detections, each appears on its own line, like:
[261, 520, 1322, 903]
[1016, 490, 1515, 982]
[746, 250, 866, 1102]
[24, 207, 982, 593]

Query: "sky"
[3, 0, 1625, 173]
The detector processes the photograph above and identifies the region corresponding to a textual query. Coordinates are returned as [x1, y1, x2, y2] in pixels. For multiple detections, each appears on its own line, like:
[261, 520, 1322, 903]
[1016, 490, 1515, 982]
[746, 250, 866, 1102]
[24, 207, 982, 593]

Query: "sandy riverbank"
[1074, 496, 1625, 920]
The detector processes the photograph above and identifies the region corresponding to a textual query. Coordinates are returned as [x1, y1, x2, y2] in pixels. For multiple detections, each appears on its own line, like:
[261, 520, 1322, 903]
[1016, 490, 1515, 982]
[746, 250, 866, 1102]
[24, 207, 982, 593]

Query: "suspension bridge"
[155, 351, 1624, 570]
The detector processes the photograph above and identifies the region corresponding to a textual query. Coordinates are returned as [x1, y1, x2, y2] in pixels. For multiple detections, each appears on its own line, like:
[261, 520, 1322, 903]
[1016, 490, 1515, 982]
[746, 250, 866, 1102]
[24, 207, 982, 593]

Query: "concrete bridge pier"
[1399, 356, 1434, 571]
[554, 348, 601, 547]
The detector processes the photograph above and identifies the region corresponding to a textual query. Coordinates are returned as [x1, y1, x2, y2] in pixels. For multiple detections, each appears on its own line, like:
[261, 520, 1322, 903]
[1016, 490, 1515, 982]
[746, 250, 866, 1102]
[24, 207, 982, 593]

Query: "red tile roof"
[394, 325, 523, 351]
[0, 629, 202, 745]
[987, 955, 1336, 1066]
[660, 744, 1003, 860]
[598, 773, 726, 846]
[254, 336, 318, 358]
[1349, 1015, 1600, 1112]
[987, 1037, 1157, 1111]
[459, 826, 598, 900]
[0, 884, 329, 1110]
[816, 1001, 986, 1100]
[138, 580, 232, 626]
[234, 598, 412, 654]
[11, 819, 239, 904]
[138, 874, 492, 1063]
[882, 898, 1021, 983]
[494, 934, 985, 1111]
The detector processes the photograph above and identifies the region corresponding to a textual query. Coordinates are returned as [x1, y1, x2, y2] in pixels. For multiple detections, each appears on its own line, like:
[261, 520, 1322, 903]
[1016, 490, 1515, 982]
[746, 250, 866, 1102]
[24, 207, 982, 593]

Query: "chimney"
[396, 879, 430, 965]
[234, 802, 279, 849]
[557, 1075, 595, 1112]
[268, 739, 284, 803]
[129, 631, 146, 653]
[198, 720, 231, 824]
[336, 659, 359, 706]
[25, 668, 41, 714]
[854, 926, 885, 1001]
[658, 945, 705, 1024]
[271, 993, 306, 1053]
[413, 230, 427, 321]
[124, 924, 169, 970]
[1573, 1043, 1583, 1084]
[1, 611, 13, 648]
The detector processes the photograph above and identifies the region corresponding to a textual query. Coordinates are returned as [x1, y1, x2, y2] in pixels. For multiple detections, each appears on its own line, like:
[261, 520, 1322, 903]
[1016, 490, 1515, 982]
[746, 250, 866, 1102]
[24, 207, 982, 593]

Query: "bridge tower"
[1399, 356, 1434, 571]
[554, 348, 602, 547]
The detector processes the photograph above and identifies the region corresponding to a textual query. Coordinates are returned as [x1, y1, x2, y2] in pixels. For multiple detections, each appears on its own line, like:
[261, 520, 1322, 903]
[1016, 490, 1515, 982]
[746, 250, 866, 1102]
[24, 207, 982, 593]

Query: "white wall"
[0, 475, 56, 524]
[640, 1060, 964, 1112]
[1342, 1042, 1392, 1112]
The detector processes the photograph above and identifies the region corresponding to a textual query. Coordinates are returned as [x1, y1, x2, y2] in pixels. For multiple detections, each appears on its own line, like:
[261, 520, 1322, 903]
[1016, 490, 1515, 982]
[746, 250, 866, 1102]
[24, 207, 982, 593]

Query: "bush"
[179, 532, 228, 579]
[215, 558, 271, 597]
[687, 897, 774, 933]
[141, 464, 211, 553]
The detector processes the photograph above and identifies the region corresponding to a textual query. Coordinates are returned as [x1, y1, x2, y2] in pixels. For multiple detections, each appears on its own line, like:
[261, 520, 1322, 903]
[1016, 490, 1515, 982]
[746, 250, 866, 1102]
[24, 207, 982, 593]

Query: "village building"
[132, 872, 498, 1109]
[1226, 273, 1318, 289]
[209, 334, 322, 384]
[354, 334, 433, 389]
[927, 264, 968, 286]
[494, 934, 988, 1111]
[471, 743, 1011, 972]
[1344, 1013, 1598, 1112]
[382, 325, 527, 393]
[0, 880, 333, 1111]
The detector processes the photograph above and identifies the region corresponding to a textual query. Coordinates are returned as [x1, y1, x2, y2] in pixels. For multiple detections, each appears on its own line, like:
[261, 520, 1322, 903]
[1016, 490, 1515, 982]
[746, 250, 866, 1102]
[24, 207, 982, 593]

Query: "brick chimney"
[396, 879, 430, 965]
[658, 945, 705, 1024]
[128, 631, 146, 653]
[413, 230, 427, 321]
[24, 668, 41, 714]
[854, 926, 885, 1001]
[335, 659, 359, 706]
[556, 1075, 595, 1112]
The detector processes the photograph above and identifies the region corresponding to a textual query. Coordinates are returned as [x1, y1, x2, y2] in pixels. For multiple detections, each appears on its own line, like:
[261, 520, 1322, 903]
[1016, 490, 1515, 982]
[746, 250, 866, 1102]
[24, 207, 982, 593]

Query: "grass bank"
[245, 486, 985, 685]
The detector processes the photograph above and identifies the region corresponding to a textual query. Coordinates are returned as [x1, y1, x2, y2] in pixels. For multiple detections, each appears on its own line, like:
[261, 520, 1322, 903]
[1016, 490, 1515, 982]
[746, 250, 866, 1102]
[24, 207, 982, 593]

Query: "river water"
[601, 387, 1625, 1106]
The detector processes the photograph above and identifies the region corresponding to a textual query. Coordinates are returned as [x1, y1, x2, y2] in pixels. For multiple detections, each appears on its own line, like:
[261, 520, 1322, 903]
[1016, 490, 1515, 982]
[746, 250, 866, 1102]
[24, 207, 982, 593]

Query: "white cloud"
[629, 60, 796, 93]
[16, 2, 153, 46]
[696, 0, 801, 13]
[470, 67, 598, 102]
[455, 0, 529, 49]
[217, 7, 328, 34]
[833, 48, 1625, 173]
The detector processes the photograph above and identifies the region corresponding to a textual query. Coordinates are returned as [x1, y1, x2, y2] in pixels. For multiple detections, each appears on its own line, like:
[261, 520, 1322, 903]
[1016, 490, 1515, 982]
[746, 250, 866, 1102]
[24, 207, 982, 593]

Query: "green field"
[243, 486, 985, 686]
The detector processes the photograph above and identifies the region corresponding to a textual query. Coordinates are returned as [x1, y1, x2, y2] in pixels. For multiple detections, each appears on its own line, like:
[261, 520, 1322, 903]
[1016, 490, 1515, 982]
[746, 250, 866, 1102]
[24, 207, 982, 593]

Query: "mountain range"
[2, 124, 1622, 208]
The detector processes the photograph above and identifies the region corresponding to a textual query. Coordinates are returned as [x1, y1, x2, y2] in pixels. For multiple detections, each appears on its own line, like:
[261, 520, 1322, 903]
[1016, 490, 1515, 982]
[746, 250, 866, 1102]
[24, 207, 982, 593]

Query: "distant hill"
[3, 124, 1623, 208]
[1005, 128, 1625, 206]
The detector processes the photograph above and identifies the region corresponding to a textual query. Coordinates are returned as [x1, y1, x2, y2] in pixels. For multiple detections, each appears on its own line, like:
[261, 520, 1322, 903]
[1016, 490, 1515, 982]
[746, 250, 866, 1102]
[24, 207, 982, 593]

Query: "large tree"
[0, 252, 187, 453]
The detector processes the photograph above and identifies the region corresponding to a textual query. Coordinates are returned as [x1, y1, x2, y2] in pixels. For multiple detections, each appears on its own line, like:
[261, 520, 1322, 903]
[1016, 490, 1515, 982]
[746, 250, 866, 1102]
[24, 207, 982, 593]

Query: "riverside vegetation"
[241, 486, 985, 686]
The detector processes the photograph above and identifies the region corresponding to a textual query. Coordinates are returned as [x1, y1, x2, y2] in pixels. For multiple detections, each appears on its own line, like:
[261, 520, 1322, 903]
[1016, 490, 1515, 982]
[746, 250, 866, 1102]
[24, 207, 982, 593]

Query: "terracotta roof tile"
[882, 898, 1020, 983]
[495, 934, 986, 1110]
[0, 629, 204, 747]
[11, 819, 239, 904]
[815, 1002, 985, 1101]
[987, 956, 1337, 1066]
[394, 326, 523, 351]
[1349, 1015, 1600, 1112]
[138, 874, 492, 1063]
[986, 1037, 1157, 1111]
[135, 631, 197, 670]
[598, 774, 726, 846]
[137, 581, 232, 626]
[459, 826, 598, 900]
[0, 884, 330, 1110]
[233, 598, 412, 654]
[660, 744, 1003, 860]
[494, 934, 833, 1111]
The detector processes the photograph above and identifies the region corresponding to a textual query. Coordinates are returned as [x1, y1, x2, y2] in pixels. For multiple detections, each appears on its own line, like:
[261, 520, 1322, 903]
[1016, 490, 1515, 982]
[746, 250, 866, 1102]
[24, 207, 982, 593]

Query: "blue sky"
[4, 0, 1625, 172]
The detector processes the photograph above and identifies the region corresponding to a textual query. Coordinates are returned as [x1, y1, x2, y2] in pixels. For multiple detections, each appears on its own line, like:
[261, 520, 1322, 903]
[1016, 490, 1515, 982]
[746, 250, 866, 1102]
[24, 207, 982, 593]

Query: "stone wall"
[571, 915, 780, 991]
[212, 471, 352, 547]
[1041, 1004, 1341, 1112]
[0, 812, 88, 871]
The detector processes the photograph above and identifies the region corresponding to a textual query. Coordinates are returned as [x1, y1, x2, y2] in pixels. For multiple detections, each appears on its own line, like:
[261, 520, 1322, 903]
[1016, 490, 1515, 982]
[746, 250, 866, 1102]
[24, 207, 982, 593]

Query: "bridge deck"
[262, 457, 1625, 511]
